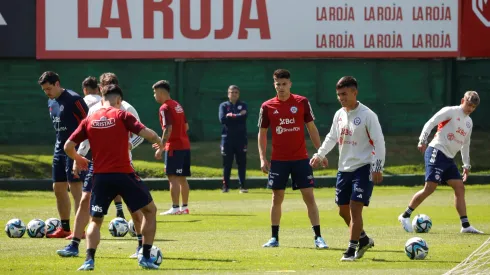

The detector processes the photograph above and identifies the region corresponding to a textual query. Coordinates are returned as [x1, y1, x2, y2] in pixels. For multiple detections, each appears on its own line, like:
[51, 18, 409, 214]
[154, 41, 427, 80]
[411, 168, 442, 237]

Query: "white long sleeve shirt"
[83, 94, 101, 109]
[418, 106, 472, 169]
[77, 100, 144, 158]
[316, 102, 386, 172]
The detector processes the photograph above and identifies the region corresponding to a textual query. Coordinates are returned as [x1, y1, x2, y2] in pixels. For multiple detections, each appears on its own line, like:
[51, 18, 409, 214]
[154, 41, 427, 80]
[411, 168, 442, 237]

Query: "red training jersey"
[69, 107, 146, 173]
[258, 94, 315, 161]
[159, 99, 191, 151]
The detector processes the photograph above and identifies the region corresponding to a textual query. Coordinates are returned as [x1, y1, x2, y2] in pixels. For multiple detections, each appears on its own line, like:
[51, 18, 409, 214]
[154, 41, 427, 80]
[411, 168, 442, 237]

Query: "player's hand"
[310, 155, 328, 168]
[239, 110, 247, 115]
[260, 159, 270, 174]
[152, 143, 161, 150]
[155, 148, 163, 160]
[226, 112, 234, 117]
[462, 168, 470, 182]
[128, 142, 133, 151]
[372, 172, 383, 184]
[417, 143, 427, 153]
[74, 155, 90, 171]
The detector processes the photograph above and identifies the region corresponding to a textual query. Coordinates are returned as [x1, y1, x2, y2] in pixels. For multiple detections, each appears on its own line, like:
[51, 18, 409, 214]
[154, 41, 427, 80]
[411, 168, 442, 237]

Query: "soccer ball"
[108, 217, 129, 237]
[138, 245, 163, 266]
[5, 219, 26, 238]
[405, 237, 429, 260]
[45, 218, 62, 235]
[128, 219, 137, 237]
[27, 219, 46, 238]
[412, 214, 432, 233]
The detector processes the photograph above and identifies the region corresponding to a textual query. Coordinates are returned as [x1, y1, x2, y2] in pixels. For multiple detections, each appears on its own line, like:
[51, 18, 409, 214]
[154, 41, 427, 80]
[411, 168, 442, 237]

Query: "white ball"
[138, 245, 163, 266]
[405, 237, 429, 260]
[412, 214, 432, 233]
[108, 217, 129, 237]
[27, 219, 46, 238]
[5, 218, 26, 238]
[45, 218, 62, 235]
[128, 219, 137, 237]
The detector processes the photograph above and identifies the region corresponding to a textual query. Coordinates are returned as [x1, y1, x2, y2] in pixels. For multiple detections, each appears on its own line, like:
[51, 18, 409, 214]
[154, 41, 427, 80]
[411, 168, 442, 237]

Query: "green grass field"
[2, 132, 490, 179]
[1, 186, 490, 274]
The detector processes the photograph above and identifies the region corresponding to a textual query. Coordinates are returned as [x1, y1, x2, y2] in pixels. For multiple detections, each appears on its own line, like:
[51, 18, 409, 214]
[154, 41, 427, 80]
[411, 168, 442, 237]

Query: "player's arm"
[257, 104, 270, 173]
[121, 111, 163, 147]
[461, 127, 472, 182]
[234, 102, 248, 121]
[302, 99, 321, 149]
[419, 107, 452, 145]
[64, 120, 90, 171]
[366, 112, 386, 176]
[73, 98, 89, 123]
[126, 105, 144, 150]
[219, 103, 228, 124]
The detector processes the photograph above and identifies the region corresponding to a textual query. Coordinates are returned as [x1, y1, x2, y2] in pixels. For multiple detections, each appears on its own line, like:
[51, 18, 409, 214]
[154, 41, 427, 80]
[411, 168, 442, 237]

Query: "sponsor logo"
[279, 118, 295, 125]
[340, 127, 353, 136]
[91, 205, 103, 213]
[354, 117, 361, 125]
[456, 127, 467, 136]
[355, 187, 364, 193]
[91, 117, 116, 128]
[276, 126, 300, 134]
[175, 105, 184, 113]
[290, 106, 298, 114]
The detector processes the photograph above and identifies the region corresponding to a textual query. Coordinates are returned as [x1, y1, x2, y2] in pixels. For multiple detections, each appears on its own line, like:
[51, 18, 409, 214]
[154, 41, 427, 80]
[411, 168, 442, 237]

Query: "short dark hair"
[228, 85, 240, 92]
[101, 84, 123, 100]
[336, 76, 358, 90]
[464, 91, 480, 106]
[99, 72, 118, 88]
[82, 76, 98, 90]
[273, 69, 291, 80]
[38, 71, 60, 85]
[152, 80, 171, 92]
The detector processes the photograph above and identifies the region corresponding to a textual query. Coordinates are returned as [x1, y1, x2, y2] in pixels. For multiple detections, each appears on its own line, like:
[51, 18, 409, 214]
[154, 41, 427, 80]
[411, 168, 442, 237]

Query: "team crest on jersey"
[354, 117, 361, 126]
[466, 121, 471, 128]
[59, 105, 64, 112]
[290, 106, 298, 114]
[175, 105, 184, 113]
[447, 133, 455, 141]
[238, 105, 242, 110]
[91, 116, 116, 128]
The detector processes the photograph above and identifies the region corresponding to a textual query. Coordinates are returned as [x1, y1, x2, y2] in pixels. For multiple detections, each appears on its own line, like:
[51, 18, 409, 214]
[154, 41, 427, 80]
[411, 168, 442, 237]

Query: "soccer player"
[57, 73, 145, 259]
[218, 85, 248, 193]
[258, 69, 328, 249]
[310, 76, 384, 261]
[39, 71, 89, 238]
[65, 84, 162, 270]
[152, 80, 191, 215]
[398, 91, 483, 234]
[81, 76, 101, 109]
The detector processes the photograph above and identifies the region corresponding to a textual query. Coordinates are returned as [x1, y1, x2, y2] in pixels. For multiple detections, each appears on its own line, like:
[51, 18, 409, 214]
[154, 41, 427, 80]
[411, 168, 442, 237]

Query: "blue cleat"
[138, 256, 159, 269]
[57, 244, 79, 257]
[130, 246, 142, 259]
[315, 237, 329, 249]
[262, 237, 279, 247]
[77, 259, 94, 271]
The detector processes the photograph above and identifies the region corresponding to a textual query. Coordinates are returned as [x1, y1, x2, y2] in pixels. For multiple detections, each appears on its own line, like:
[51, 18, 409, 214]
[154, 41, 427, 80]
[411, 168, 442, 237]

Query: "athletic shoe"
[314, 237, 329, 249]
[77, 259, 94, 271]
[47, 228, 72, 238]
[262, 237, 279, 247]
[160, 207, 180, 215]
[355, 238, 374, 259]
[130, 246, 141, 259]
[398, 214, 413, 233]
[56, 244, 79, 257]
[461, 226, 484, 234]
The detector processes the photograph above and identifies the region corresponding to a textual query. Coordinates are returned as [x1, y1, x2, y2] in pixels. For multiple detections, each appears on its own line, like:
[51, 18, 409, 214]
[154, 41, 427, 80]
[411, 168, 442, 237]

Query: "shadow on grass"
[165, 256, 237, 263]
[157, 219, 202, 223]
[100, 238, 177, 242]
[192, 214, 256, 217]
[371, 258, 460, 263]
[290, 247, 404, 253]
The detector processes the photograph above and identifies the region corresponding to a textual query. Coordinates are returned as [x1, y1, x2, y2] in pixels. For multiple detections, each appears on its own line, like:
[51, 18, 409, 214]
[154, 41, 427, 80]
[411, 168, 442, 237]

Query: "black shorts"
[267, 159, 315, 190]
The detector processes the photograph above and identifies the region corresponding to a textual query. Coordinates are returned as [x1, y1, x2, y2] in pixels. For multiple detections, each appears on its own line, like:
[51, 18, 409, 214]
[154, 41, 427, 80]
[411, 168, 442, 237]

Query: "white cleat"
[340, 254, 355, 262]
[461, 226, 484, 234]
[398, 214, 413, 232]
[160, 207, 180, 215]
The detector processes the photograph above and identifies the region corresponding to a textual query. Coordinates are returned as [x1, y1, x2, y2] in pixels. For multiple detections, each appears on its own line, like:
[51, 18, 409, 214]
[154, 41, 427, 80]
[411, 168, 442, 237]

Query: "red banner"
[461, 0, 490, 57]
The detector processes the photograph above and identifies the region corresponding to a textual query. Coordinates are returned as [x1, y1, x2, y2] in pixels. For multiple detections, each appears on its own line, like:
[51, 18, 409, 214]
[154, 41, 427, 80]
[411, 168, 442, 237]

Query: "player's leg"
[48, 155, 72, 238]
[445, 164, 483, 233]
[263, 160, 288, 247]
[292, 159, 327, 249]
[78, 174, 116, 271]
[398, 147, 441, 232]
[113, 195, 126, 219]
[119, 173, 158, 269]
[57, 192, 90, 257]
[67, 156, 83, 217]
[128, 210, 144, 258]
[160, 150, 181, 215]
[221, 140, 233, 193]
[235, 141, 248, 193]
[178, 149, 191, 214]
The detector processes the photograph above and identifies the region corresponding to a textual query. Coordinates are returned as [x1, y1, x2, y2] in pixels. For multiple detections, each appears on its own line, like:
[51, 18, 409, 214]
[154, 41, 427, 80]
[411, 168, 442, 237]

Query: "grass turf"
[1, 186, 490, 274]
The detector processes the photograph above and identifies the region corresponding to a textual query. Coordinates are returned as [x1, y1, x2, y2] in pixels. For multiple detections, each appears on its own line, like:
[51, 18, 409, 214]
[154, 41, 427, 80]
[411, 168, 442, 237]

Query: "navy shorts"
[267, 159, 315, 190]
[165, 149, 191, 176]
[424, 146, 461, 184]
[335, 164, 373, 206]
[52, 154, 81, 183]
[90, 173, 153, 218]
[81, 162, 94, 192]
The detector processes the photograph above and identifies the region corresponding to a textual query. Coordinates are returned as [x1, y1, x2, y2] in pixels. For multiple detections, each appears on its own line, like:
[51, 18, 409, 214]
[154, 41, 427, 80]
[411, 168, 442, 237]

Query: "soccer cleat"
[398, 214, 413, 233]
[239, 188, 249, 193]
[355, 238, 375, 259]
[77, 259, 94, 271]
[138, 256, 159, 269]
[179, 208, 190, 215]
[46, 228, 72, 238]
[340, 253, 355, 262]
[130, 246, 142, 259]
[56, 244, 79, 257]
[222, 186, 229, 193]
[65, 232, 86, 240]
[314, 237, 329, 249]
[160, 207, 180, 215]
[461, 226, 484, 234]
[262, 237, 279, 247]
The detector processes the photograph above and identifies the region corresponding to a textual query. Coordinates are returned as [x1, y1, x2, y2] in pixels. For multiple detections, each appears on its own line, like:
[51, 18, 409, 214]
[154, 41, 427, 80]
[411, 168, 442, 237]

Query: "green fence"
[0, 59, 488, 144]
